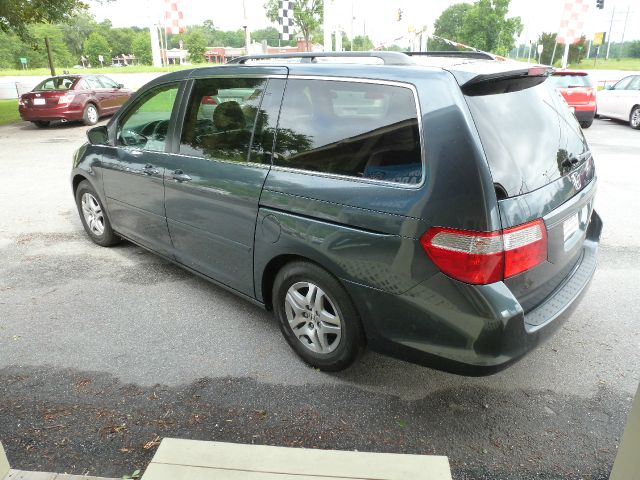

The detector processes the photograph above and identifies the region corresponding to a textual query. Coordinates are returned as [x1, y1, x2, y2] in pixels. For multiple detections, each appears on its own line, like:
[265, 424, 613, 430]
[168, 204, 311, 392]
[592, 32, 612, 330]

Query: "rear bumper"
[574, 108, 596, 123]
[345, 210, 602, 376]
[19, 104, 84, 122]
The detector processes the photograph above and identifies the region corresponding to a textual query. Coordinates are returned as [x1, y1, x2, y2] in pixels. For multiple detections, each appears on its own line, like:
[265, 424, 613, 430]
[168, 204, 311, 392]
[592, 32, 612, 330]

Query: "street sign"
[593, 32, 606, 46]
[98, 55, 104, 62]
[537, 44, 544, 54]
[19, 57, 27, 65]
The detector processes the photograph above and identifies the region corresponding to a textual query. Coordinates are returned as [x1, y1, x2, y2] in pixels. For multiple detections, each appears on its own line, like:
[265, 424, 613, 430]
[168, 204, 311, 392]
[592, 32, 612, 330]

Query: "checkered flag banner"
[557, 0, 589, 44]
[278, 0, 296, 41]
[164, 0, 184, 35]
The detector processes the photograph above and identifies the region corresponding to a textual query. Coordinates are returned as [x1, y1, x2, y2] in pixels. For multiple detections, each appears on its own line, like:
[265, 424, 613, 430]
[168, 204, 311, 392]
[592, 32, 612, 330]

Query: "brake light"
[58, 94, 75, 105]
[420, 219, 547, 285]
[18, 96, 25, 106]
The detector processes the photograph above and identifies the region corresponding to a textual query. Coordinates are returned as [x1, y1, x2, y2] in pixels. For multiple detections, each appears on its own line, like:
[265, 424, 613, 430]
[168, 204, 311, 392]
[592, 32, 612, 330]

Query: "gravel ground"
[0, 117, 639, 479]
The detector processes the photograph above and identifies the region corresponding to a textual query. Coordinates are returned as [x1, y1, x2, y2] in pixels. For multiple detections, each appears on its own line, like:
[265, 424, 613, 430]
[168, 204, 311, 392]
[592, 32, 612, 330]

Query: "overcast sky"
[89, 0, 639, 46]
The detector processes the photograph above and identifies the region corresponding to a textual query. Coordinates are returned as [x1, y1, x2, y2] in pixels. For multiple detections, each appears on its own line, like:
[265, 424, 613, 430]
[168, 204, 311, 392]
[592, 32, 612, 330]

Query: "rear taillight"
[18, 96, 25, 106]
[584, 87, 595, 98]
[420, 219, 547, 285]
[58, 94, 75, 105]
[201, 95, 217, 105]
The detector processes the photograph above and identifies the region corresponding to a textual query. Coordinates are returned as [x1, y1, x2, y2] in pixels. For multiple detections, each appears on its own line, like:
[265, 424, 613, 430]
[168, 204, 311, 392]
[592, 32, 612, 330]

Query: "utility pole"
[561, 42, 570, 69]
[324, 0, 332, 52]
[550, 41, 558, 65]
[44, 37, 55, 76]
[243, 0, 251, 54]
[605, 5, 615, 60]
[618, 6, 630, 58]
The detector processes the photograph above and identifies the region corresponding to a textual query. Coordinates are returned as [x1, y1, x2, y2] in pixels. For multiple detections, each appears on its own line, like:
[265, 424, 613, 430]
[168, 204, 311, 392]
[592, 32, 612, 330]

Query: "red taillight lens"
[19, 96, 25, 106]
[420, 219, 547, 285]
[201, 95, 217, 105]
[503, 219, 547, 277]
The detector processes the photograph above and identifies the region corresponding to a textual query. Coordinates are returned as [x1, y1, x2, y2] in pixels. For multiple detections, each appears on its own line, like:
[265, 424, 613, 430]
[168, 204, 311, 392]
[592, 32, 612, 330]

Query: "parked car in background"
[596, 74, 640, 129]
[19, 75, 133, 127]
[71, 52, 602, 373]
[549, 70, 596, 128]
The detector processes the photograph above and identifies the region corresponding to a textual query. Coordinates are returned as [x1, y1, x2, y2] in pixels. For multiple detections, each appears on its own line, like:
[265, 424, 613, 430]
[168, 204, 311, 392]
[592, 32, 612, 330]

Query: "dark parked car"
[549, 70, 597, 128]
[19, 74, 133, 127]
[71, 52, 602, 373]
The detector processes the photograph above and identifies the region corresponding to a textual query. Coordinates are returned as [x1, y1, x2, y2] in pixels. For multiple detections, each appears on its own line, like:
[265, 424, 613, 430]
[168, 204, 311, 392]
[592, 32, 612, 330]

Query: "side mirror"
[117, 83, 124, 89]
[605, 84, 613, 90]
[87, 125, 109, 145]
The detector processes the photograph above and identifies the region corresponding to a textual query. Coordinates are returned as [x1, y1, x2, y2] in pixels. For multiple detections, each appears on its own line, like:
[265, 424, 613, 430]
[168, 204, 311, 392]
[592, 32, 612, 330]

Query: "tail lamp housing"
[58, 94, 75, 105]
[420, 219, 547, 285]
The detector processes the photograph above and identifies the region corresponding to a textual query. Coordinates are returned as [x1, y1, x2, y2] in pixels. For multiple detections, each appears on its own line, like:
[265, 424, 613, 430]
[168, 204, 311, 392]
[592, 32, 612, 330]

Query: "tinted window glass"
[98, 76, 119, 88]
[466, 81, 589, 198]
[117, 83, 179, 152]
[85, 77, 103, 89]
[628, 76, 640, 90]
[274, 79, 422, 185]
[180, 77, 268, 162]
[614, 76, 633, 90]
[34, 76, 76, 91]
[549, 74, 592, 88]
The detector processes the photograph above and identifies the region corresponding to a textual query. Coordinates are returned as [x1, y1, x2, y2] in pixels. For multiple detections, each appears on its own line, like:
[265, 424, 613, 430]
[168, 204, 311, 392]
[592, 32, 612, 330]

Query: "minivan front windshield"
[466, 81, 589, 198]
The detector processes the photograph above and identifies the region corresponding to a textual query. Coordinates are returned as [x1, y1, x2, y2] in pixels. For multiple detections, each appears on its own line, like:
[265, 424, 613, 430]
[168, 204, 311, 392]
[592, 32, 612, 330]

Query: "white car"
[596, 75, 640, 129]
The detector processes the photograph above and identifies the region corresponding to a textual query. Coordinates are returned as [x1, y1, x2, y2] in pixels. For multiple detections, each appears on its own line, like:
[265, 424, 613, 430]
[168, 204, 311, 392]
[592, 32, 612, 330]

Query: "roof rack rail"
[227, 51, 414, 66]
[405, 51, 496, 60]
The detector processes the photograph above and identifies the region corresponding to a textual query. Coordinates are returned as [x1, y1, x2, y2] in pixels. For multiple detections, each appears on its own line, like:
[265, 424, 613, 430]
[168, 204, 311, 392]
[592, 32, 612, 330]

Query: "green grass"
[0, 99, 20, 125]
[567, 58, 640, 71]
[0, 63, 219, 77]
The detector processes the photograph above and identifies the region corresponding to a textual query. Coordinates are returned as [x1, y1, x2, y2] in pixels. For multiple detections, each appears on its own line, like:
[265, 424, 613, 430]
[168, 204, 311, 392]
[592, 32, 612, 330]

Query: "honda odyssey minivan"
[71, 52, 602, 373]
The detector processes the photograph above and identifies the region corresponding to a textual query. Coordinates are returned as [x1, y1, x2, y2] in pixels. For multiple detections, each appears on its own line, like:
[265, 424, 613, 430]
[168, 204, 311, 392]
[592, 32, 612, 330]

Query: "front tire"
[630, 106, 640, 130]
[83, 103, 99, 126]
[75, 180, 119, 247]
[272, 261, 364, 371]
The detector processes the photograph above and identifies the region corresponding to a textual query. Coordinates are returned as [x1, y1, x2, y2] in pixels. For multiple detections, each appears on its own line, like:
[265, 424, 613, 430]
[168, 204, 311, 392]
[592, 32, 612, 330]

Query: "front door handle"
[171, 170, 192, 182]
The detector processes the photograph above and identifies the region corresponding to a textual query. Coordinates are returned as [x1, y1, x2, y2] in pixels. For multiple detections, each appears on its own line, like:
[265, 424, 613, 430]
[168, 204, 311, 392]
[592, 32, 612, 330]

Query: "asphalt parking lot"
[0, 117, 638, 479]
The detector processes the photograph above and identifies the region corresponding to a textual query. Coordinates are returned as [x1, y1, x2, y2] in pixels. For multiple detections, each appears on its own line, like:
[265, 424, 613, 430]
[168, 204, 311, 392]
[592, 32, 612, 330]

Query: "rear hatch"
[549, 71, 595, 106]
[463, 68, 596, 311]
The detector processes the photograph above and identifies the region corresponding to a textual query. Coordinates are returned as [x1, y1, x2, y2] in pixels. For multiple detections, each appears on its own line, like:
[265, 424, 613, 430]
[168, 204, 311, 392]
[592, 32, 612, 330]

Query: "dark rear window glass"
[273, 79, 422, 185]
[549, 74, 593, 88]
[466, 81, 589, 197]
[34, 76, 77, 91]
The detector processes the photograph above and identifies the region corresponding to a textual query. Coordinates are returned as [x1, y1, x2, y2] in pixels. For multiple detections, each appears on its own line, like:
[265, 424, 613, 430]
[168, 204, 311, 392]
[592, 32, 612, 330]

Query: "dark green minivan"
[71, 52, 602, 373]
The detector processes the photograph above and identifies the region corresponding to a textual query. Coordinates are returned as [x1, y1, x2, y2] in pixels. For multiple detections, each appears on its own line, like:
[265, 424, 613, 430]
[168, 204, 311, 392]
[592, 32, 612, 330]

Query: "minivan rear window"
[466, 81, 589, 198]
[273, 79, 422, 185]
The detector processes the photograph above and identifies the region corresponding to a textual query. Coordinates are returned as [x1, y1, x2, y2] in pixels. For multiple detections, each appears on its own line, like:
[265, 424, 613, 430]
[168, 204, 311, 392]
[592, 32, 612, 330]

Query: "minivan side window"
[273, 79, 422, 185]
[179, 77, 268, 162]
[117, 83, 179, 152]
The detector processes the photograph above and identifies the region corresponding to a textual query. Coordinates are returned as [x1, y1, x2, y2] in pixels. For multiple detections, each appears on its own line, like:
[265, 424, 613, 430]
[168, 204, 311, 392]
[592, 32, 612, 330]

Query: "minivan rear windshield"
[466, 80, 589, 198]
[549, 74, 593, 88]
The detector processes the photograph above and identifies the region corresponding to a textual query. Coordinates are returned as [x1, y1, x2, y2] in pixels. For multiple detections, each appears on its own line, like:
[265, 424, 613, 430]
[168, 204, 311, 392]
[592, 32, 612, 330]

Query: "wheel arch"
[259, 254, 337, 310]
[72, 173, 89, 195]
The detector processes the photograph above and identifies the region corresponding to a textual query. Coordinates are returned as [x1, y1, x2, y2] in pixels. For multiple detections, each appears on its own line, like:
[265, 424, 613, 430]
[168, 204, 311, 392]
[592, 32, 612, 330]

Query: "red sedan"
[549, 70, 597, 128]
[19, 75, 133, 128]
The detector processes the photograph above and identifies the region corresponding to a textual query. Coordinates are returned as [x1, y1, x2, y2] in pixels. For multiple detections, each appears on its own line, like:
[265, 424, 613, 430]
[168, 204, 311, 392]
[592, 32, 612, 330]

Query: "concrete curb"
[0, 442, 9, 480]
[142, 438, 453, 480]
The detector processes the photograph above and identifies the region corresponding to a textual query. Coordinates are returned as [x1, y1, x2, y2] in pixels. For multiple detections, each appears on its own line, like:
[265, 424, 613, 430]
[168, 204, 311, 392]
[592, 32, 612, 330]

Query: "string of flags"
[278, 1, 296, 41]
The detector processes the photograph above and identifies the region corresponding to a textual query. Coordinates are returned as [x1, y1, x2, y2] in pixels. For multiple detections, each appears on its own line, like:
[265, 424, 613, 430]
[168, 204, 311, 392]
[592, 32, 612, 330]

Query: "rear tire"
[83, 103, 99, 126]
[75, 180, 119, 247]
[630, 106, 640, 130]
[272, 261, 364, 371]
[32, 120, 50, 128]
[580, 119, 593, 129]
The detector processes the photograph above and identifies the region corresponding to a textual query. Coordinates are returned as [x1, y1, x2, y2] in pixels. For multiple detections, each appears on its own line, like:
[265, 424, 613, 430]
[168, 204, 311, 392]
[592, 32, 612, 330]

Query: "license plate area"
[33, 98, 46, 105]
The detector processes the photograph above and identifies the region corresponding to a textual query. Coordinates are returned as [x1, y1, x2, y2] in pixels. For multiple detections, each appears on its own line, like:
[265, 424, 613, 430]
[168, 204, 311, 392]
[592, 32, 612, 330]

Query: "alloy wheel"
[631, 108, 640, 128]
[284, 281, 342, 354]
[81, 192, 105, 236]
[87, 105, 98, 124]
